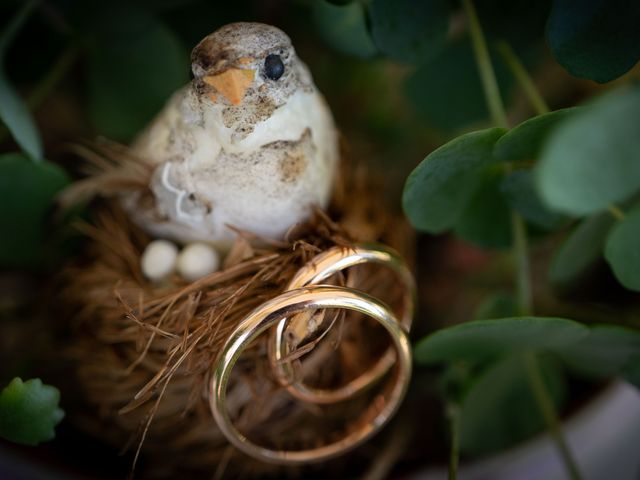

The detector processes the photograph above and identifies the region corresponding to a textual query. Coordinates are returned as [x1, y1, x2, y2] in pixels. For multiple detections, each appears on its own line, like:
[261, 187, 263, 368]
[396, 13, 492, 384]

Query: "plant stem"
[462, 0, 531, 316]
[463, 3, 583, 479]
[511, 211, 532, 315]
[446, 403, 460, 480]
[496, 41, 549, 116]
[462, 0, 508, 128]
[523, 352, 582, 480]
[608, 204, 626, 221]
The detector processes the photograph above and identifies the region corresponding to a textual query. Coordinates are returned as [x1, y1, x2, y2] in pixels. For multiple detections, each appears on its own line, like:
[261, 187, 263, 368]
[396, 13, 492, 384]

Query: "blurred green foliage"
[547, 0, 640, 83]
[414, 317, 589, 364]
[605, 207, 640, 291]
[0, 152, 70, 269]
[549, 212, 615, 293]
[83, 3, 189, 140]
[458, 354, 566, 456]
[0, 377, 64, 446]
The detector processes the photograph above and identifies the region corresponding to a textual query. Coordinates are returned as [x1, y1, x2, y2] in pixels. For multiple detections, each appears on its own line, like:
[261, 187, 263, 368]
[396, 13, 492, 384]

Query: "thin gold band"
[209, 286, 412, 464]
[269, 245, 415, 404]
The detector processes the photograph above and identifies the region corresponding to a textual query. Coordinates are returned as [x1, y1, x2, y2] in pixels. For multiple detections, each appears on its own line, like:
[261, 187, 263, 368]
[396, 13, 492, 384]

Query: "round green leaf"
[0, 378, 64, 446]
[402, 128, 506, 234]
[559, 325, 640, 378]
[547, 0, 640, 83]
[494, 108, 579, 162]
[414, 316, 588, 364]
[536, 88, 640, 216]
[549, 212, 614, 291]
[0, 152, 70, 268]
[368, 0, 451, 64]
[312, 1, 377, 59]
[460, 354, 565, 456]
[454, 167, 512, 249]
[501, 170, 569, 231]
[86, 4, 189, 140]
[604, 206, 640, 291]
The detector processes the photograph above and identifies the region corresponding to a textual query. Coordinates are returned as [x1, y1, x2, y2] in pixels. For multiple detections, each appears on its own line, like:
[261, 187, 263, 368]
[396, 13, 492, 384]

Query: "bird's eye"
[264, 54, 284, 80]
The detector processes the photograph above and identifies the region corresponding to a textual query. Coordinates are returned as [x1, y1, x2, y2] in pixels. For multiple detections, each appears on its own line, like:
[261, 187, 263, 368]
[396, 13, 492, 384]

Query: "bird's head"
[190, 23, 312, 132]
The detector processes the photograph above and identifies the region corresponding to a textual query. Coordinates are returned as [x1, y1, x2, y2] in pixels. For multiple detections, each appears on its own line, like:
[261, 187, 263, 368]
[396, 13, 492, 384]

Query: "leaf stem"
[523, 352, 582, 480]
[446, 403, 460, 480]
[462, 0, 508, 128]
[608, 204, 626, 221]
[511, 211, 532, 315]
[463, 3, 583, 479]
[496, 41, 549, 116]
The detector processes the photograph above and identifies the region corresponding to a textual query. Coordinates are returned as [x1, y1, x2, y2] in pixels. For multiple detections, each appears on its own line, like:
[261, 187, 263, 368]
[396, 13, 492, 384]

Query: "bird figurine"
[119, 23, 339, 281]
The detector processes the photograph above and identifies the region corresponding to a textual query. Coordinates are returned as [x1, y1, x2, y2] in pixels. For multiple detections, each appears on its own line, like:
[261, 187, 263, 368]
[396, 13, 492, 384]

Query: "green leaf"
[312, 1, 377, 59]
[474, 291, 517, 320]
[460, 354, 565, 456]
[0, 378, 64, 446]
[546, 0, 640, 83]
[494, 108, 579, 162]
[86, 3, 189, 140]
[454, 167, 512, 249]
[604, 206, 640, 291]
[368, 0, 451, 64]
[404, 39, 513, 131]
[559, 325, 640, 378]
[549, 212, 615, 291]
[0, 152, 70, 268]
[414, 316, 588, 364]
[501, 170, 569, 231]
[536, 88, 640, 216]
[0, 70, 43, 162]
[0, 1, 43, 161]
[402, 128, 506, 234]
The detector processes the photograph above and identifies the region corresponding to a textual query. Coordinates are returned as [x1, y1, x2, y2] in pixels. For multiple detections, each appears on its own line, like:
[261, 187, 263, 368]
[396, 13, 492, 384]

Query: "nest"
[60, 142, 414, 479]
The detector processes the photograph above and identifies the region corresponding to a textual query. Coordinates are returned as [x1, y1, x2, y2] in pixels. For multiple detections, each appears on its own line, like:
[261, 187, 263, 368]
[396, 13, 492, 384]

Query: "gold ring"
[269, 245, 415, 404]
[209, 286, 412, 464]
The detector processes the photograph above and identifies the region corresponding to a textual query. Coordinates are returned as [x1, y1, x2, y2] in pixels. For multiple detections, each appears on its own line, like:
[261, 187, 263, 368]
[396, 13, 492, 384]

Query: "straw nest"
[60, 141, 414, 478]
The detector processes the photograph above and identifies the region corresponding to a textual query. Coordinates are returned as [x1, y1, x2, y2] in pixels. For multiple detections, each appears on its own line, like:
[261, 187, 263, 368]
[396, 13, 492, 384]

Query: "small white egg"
[176, 243, 220, 281]
[141, 239, 179, 282]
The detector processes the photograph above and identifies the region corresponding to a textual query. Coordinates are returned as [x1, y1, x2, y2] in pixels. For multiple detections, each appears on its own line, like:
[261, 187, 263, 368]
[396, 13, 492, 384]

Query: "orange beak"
[203, 68, 255, 105]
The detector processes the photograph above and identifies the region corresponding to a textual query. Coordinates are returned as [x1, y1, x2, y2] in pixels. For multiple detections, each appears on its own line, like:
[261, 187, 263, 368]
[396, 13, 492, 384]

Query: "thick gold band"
[269, 245, 415, 404]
